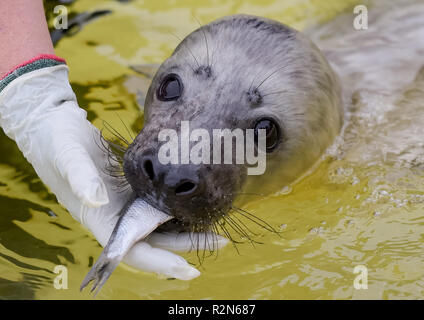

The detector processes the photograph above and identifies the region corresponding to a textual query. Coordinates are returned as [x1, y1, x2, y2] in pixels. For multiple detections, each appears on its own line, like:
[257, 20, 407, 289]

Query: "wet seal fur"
[123, 15, 343, 233]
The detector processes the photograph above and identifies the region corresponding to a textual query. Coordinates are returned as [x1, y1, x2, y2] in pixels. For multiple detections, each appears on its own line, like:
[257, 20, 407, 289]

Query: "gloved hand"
[0, 56, 227, 280]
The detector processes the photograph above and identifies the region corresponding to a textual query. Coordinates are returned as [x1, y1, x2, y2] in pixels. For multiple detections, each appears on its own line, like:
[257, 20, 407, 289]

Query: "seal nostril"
[143, 160, 155, 181]
[175, 181, 197, 196]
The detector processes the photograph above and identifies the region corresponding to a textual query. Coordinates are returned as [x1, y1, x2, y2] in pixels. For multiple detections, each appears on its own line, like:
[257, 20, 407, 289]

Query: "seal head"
[123, 15, 343, 231]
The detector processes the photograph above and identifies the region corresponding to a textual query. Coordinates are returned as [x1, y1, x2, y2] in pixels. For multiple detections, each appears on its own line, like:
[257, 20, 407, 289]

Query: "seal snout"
[139, 152, 203, 198]
[123, 142, 237, 231]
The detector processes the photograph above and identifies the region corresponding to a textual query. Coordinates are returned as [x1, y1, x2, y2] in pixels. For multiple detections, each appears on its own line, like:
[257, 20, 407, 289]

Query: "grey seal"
[122, 14, 343, 234]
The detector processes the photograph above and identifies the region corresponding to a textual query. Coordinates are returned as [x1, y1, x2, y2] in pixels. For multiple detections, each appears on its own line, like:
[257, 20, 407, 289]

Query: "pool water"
[1, 0, 423, 299]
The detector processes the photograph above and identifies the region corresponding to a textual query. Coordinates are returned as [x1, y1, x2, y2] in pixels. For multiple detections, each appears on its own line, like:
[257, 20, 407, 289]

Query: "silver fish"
[80, 196, 173, 295]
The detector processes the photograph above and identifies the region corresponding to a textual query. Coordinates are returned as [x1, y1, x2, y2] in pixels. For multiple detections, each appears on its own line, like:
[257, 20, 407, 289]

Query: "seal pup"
[122, 14, 343, 237]
[80, 14, 344, 294]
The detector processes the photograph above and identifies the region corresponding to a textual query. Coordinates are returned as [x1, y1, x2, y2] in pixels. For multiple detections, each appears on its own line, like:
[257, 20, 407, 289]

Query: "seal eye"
[254, 118, 280, 152]
[157, 74, 183, 101]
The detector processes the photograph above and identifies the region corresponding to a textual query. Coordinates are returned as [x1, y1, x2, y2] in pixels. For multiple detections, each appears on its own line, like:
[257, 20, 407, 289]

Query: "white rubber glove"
[0, 61, 227, 280]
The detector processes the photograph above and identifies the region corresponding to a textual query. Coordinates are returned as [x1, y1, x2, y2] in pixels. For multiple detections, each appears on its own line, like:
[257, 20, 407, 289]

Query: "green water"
[1, 0, 424, 299]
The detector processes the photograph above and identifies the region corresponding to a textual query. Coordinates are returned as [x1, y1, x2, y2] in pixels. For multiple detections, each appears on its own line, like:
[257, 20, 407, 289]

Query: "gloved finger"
[82, 199, 200, 280]
[146, 232, 229, 252]
[123, 241, 201, 280]
[54, 142, 109, 207]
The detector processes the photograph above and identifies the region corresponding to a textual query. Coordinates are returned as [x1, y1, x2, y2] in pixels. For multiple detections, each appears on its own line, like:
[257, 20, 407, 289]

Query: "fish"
[80, 196, 173, 295]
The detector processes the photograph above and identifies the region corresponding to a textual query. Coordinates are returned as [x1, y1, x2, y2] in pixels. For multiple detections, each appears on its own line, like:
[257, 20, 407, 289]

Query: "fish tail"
[80, 250, 121, 297]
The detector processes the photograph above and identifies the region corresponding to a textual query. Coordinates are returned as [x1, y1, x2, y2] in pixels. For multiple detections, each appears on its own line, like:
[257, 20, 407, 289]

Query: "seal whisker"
[106, 141, 127, 156]
[115, 112, 134, 142]
[211, 222, 221, 260]
[248, 61, 286, 93]
[223, 215, 257, 247]
[192, 15, 210, 67]
[228, 215, 264, 246]
[232, 209, 277, 234]
[204, 229, 211, 254]
[105, 171, 125, 179]
[222, 216, 246, 241]
[106, 163, 125, 172]
[223, 215, 250, 240]
[205, 228, 216, 255]
[211, 227, 219, 255]
[94, 129, 133, 194]
[102, 120, 131, 146]
[114, 185, 131, 194]
[217, 220, 241, 254]
[187, 229, 195, 253]
[105, 156, 122, 165]
[104, 154, 124, 175]
[262, 90, 289, 97]
[231, 205, 281, 236]
[105, 151, 122, 167]
[94, 125, 136, 194]
[114, 181, 130, 189]
[228, 212, 261, 238]
[105, 162, 123, 177]
[169, 31, 200, 71]
[210, 40, 218, 70]
[202, 229, 208, 262]
[248, 72, 258, 94]
[113, 179, 129, 187]
[185, 60, 197, 74]
[195, 230, 203, 265]
[96, 129, 116, 158]
[196, 226, 206, 263]
[115, 185, 130, 193]
[231, 210, 274, 234]
[255, 64, 290, 90]
[199, 227, 216, 259]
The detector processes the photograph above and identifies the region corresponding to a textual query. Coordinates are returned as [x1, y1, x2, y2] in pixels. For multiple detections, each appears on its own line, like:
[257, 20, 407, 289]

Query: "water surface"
[0, 0, 423, 299]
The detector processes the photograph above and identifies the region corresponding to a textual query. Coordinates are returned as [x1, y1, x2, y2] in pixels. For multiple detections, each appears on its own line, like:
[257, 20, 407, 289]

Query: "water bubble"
[373, 211, 382, 217]
[280, 224, 287, 230]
